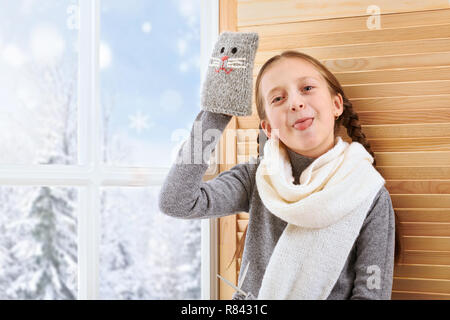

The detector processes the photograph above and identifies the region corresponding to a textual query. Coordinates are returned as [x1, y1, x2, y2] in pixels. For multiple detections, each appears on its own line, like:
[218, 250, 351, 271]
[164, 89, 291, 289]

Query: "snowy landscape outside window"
[0, 0, 211, 300]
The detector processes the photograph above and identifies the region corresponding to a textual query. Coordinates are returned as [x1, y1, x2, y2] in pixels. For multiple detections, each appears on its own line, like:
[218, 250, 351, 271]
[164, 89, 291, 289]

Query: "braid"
[339, 99, 377, 168]
[339, 98, 402, 264]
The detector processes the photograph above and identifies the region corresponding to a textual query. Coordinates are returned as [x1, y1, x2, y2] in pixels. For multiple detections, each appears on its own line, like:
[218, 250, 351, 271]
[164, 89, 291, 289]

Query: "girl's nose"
[290, 99, 305, 111]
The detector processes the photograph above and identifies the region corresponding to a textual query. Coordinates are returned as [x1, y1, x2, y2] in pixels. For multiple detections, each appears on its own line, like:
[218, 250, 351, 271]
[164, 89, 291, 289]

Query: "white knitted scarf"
[255, 136, 385, 299]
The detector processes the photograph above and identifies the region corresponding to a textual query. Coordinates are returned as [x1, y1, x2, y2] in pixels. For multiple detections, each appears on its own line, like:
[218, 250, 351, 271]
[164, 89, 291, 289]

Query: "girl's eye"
[272, 96, 283, 104]
[271, 86, 313, 104]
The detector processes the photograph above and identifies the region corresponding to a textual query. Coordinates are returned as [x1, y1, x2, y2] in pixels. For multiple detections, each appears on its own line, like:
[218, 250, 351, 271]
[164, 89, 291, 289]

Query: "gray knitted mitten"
[201, 31, 259, 117]
[232, 291, 257, 300]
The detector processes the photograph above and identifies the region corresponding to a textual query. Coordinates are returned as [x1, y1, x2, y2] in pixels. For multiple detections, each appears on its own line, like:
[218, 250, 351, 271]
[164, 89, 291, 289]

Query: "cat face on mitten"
[201, 32, 259, 117]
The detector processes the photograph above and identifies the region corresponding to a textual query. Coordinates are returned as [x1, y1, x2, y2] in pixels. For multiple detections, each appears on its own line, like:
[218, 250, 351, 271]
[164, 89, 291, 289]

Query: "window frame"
[0, 0, 219, 300]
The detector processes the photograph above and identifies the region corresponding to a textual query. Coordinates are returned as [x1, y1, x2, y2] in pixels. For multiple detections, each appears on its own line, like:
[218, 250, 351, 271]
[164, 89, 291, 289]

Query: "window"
[0, 0, 78, 166]
[0, 0, 218, 300]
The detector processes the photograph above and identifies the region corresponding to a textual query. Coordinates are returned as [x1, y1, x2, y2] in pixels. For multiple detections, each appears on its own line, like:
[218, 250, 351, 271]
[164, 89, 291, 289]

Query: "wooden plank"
[237, 231, 244, 242]
[402, 236, 450, 251]
[237, 142, 258, 155]
[363, 124, 450, 140]
[401, 250, 450, 265]
[369, 138, 450, 152]
[358, 108, 450, 125]
[350, 95, 450, 113]
[344, 81, 450, 99]
[219, 120, 238, 171]
[239, 9, 450, 36]
[378, 166, 450, 179]
[219, 212, 237, 296]
[236, 129, 259, 142]
[399, 222, 450, 236]
[237, 154, 259, 164]
[237, 212, 249, 220]
[219, 0, 238, 301]
[238, 0, 450, 26]
[386, 180, 450, 194]
[392, 195, 450, 209]
[395, 209, 450, 223]
[321, 52, 450, 73]
[237, 219, 247, 232]
[335, 65, 450, 85]
[376, 152, 450, 166]
[392, 290, 450, 300]
[220, 0, 237, 32]
[393, 277, 450, 294]
[255, 24, 450, 52]
[237, 117, 259, 129]
[394, 264, 450, 280]
[218, 116, 238, 300]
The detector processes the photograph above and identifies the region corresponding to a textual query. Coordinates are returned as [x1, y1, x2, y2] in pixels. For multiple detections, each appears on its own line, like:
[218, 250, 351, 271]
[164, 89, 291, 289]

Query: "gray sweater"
[158, 110, 395, 300]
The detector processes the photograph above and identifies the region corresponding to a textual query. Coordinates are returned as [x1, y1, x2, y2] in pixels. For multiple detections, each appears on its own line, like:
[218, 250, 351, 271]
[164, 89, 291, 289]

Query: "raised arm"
[159, 31, 259, 219]
[158, 110, 257, 219]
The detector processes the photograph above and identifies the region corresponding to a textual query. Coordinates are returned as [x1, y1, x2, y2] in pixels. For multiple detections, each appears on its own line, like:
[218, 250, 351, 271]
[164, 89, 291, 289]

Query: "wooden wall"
[218, 0, 450, 300]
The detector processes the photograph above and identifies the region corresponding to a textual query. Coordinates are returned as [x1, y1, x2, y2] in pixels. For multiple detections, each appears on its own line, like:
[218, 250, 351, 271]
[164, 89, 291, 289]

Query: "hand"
[201, 31, 259, 117]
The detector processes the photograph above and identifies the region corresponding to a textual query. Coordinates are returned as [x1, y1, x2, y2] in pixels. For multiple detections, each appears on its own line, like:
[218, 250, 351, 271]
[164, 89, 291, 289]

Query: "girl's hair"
[227, 50, 402, 271]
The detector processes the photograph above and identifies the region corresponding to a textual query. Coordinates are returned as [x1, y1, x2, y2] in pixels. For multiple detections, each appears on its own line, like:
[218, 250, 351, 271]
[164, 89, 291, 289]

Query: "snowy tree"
[8, 187, 77, 299]
[139, 186, 201, 300]
[0, 187, 36, 299]
[177, 219, 201, 299]
[98, 93, 154, 300]
[99, 187, 151, 300]
[2, 53, 78, 299]
[102, 90, 132, 166]
[146, 211, 186, 299]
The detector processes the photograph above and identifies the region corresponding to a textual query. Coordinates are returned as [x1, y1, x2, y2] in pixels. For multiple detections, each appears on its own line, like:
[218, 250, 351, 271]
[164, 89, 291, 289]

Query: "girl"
[159, 50, 401, 300]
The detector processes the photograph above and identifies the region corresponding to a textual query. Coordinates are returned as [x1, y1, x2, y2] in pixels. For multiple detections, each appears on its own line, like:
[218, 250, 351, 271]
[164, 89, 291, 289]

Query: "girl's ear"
[333, 93, 344, 117]
[260, 119, 271, 139]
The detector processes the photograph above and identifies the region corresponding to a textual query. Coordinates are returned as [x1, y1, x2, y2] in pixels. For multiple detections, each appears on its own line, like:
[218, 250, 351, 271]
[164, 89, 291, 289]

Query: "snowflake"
[142, 22, 152, 34]
[128, 110, 152, 134]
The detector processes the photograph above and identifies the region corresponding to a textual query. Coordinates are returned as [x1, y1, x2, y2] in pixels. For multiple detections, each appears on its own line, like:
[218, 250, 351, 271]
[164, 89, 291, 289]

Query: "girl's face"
[260, 57, 343, 158]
